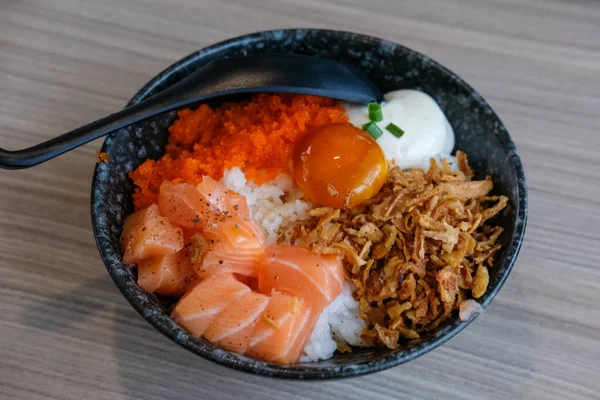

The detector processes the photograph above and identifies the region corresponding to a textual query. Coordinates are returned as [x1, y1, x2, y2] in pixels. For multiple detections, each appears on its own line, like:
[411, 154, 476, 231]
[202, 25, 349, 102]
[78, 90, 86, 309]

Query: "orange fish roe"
[130, 94, 348, 210]
[96, 151, 109, 164]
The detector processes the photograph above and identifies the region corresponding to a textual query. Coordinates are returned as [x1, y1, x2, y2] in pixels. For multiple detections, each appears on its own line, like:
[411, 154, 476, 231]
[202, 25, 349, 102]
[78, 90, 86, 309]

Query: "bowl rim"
[91, 28, 528, 379]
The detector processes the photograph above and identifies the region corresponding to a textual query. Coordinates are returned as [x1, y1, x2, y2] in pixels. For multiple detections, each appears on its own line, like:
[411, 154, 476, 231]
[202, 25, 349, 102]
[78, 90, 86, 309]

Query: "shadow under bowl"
[91, 28, 528, 379]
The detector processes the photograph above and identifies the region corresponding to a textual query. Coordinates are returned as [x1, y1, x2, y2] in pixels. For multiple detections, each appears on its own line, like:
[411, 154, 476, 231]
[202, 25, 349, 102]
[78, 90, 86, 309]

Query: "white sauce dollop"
[343, 90, 455, 170]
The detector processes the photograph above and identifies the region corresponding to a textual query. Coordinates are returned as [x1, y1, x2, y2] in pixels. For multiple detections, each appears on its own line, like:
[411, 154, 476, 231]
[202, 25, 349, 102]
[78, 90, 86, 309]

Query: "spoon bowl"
[0, 54, 382, 169]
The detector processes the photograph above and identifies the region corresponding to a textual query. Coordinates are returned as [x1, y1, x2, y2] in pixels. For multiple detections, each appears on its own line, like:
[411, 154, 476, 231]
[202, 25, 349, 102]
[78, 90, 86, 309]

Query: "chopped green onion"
[367, 103, 383, 122]
[367, 103, 380, 111]
[362, 122, 383, 140]
[385, 123, 405, 138]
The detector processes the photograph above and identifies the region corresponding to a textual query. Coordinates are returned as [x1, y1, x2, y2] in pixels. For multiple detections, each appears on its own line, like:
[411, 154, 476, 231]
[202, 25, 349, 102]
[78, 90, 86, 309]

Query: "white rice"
[301, 282, 367, 362]
[220, 167, 364, 361]
[221, 167, 313, 244]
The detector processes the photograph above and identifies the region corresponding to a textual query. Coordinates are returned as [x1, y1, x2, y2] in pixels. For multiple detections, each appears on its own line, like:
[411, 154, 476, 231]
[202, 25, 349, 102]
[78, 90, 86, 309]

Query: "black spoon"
[0, 54, 383, 169]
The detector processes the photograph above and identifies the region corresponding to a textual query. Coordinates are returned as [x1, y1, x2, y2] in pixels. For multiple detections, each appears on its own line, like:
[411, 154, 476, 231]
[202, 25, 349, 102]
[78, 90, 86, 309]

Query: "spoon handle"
[0, 55, 383, 169]
[0, 83, 192, 169]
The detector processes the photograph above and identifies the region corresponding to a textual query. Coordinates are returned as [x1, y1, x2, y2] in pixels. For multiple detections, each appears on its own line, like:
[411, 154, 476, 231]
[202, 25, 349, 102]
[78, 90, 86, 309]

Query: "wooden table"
[1, 1, 599, 399]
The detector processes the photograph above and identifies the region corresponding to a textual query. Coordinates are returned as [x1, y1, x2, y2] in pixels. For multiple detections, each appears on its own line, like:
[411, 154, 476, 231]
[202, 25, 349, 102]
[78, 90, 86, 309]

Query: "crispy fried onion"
[279, 151, 507, 349]
[189, 233, 209, 265]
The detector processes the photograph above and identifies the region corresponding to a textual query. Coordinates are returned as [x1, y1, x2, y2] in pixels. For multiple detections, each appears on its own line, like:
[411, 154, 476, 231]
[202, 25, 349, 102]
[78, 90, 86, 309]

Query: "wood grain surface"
[1, 0, 599, 399]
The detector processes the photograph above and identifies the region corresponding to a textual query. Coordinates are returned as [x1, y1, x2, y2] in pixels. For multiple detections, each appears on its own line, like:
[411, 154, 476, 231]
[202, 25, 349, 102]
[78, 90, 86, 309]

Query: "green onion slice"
[385, 123, 405, 138]
[367, 103, 380, 111]
[362, 121, 383, 140]
[367, 103, 383, 122]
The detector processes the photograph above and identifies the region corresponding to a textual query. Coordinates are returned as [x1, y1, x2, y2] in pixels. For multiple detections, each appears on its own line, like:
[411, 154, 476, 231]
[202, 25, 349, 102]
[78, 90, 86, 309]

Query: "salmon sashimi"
[171, 273, 250, 337]
[248, 291, 301, 348]
[196, 176, 236, 215]
[322, 256, 345, 293]
[120, 203, 159, 251]
[258, 244, 345, 311]
[234, 274, 259, 292]
[203, 291, 269, 353]
[120, 204, 184, 265]
[158, 176, 249, 229]
[137, 250, 195, 297]
[275, 307, 314, 364]
[227, 192, 250, 219]
[193, 216, 266, 279]
[182, 227, 202, 244]
[157, 181, 217, 229]
[246, 291, 310, 362]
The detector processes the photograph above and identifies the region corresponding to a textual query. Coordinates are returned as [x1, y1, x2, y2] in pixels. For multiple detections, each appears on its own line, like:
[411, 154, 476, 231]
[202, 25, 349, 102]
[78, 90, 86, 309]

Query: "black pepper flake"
[219, 260, 224, 264]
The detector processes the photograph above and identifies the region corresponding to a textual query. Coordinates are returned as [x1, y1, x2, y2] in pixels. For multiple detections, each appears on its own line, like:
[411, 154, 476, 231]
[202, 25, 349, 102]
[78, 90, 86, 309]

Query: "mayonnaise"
[343, 90, 455, 170]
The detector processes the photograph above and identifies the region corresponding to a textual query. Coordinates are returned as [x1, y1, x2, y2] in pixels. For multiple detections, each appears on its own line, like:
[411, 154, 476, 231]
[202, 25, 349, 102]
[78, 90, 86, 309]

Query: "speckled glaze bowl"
[91, 29, 527, 379]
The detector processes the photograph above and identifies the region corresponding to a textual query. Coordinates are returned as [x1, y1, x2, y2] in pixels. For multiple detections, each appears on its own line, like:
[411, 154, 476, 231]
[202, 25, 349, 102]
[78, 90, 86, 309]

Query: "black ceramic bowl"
[91, 29, 527, 379]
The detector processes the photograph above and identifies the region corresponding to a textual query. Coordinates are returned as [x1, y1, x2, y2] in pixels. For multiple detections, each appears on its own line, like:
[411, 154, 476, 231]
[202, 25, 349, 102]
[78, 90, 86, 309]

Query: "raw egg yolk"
[292, 123, 387, 208]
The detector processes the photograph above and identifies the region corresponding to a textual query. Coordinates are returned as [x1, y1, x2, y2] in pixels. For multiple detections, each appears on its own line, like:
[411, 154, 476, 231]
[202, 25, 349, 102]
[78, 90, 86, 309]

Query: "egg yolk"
[292, 123, 387, 208]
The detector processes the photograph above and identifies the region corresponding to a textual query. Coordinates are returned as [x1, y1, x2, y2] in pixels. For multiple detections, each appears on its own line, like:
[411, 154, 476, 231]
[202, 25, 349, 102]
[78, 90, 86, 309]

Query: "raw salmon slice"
[158, 177, 247, 229]
[227, 192, 250, 219]
[258, 244, 344, 311]
[322, 256, 345, 292]
[204, 291, 269, 354]
[193, 216, 266, 279]
[137, 250, 195, 297]
[182, 227, 202, 244]
[278, 310, 317, 364]
[120, 203, 158, 251]
[171, 273, 250, 337]
[158, 181, 217, 229]
[120, 204, 184, 264]
[196, 176, 235, 215]
[234, 274, 259, 292]
[246, 291, 310, 363]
